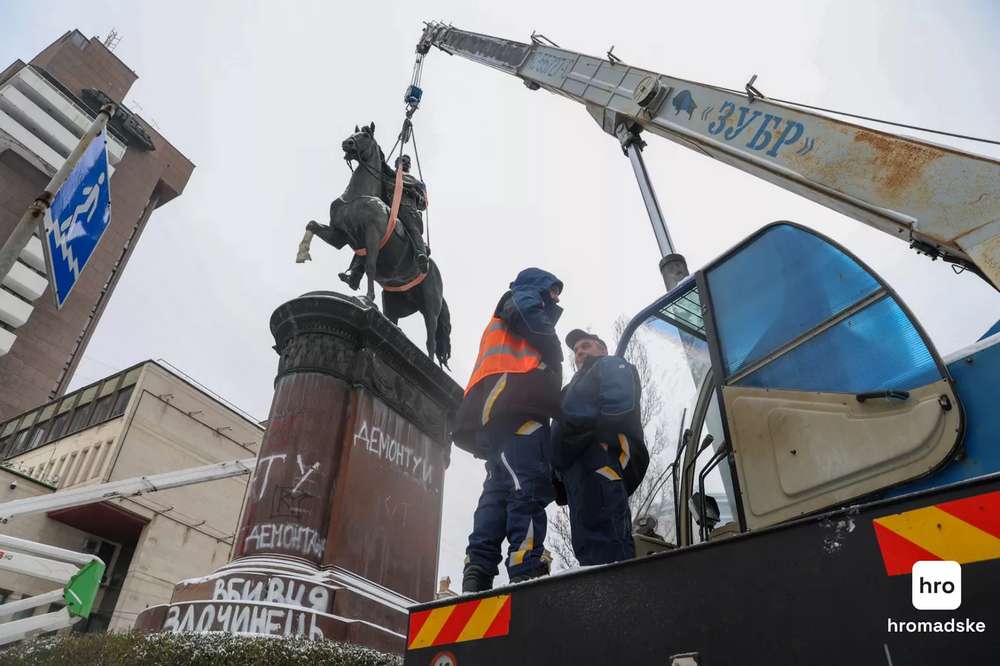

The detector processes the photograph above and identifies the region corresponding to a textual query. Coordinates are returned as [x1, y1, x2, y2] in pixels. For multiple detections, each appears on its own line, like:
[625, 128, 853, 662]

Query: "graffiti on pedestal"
[352, 420, 434, 486]
[212, 575, 330, 611]
[249, 453, 323, 503]
[164, 575, 333, 638]
[242, 522, 327, 559]
[163, 602, 325, 639]
[243, 452, 328, 557]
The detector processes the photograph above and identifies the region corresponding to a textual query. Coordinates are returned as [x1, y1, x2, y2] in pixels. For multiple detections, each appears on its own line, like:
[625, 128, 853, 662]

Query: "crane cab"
[619, 222, 970, 548]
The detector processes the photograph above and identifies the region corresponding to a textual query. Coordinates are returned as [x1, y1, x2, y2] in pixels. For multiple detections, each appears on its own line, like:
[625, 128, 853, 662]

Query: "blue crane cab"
[617, 221, 1000, 545]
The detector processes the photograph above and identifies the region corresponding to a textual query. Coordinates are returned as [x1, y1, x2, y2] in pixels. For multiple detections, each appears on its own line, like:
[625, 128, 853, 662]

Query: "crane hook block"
[404, 85, 423, 107]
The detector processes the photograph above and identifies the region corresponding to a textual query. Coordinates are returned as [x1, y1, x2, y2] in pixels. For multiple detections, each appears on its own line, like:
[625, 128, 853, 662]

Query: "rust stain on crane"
[852, 129, 943, 202]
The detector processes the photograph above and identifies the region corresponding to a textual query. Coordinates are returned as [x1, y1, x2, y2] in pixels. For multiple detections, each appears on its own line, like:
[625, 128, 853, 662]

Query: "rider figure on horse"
[339, 154, 429, 289]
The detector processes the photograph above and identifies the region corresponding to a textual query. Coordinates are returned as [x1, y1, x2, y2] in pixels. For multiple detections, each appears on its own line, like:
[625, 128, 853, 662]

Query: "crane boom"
[418, 24, 1000, 288]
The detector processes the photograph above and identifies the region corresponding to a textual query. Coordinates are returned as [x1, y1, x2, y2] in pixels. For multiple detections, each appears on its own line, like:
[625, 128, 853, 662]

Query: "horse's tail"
[435, 298, 452, 369]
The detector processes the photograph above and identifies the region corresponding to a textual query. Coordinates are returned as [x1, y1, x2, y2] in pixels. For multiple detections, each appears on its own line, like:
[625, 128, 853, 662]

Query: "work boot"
[509, 566, 550, 584]
[462, 564, 494, 593]
[509, 550, 552, 584]
[416, 252, 430, 273]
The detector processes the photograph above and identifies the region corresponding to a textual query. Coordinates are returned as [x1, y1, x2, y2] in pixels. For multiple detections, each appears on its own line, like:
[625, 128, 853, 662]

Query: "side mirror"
[688, 491, 720, 530]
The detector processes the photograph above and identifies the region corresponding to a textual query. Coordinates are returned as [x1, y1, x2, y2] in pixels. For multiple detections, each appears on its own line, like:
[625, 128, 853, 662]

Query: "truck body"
[405, 477, 1000, 664]
[404, 221, 1000, 665]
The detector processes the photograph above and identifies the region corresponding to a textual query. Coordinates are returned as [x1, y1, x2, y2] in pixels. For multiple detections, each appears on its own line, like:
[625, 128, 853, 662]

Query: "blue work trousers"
[466, 417, 555, 579]
[564, 441, 635, 565]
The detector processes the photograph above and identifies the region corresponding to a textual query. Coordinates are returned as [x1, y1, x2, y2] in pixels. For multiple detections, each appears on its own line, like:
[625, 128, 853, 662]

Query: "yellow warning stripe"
[481, 373, 508, 425]
[516, 420, 542, 435]
[874, 505, 1000, 564]
[509, 519, 535, 567]
[618, 434, 630, 469]
[596, 465, 621, 481]
[456, 594, 508, 643]
[409, 605, 455, 649]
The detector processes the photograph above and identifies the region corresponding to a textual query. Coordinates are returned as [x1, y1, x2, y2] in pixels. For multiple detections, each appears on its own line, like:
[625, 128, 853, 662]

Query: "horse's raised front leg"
[306, 220, 338, 247]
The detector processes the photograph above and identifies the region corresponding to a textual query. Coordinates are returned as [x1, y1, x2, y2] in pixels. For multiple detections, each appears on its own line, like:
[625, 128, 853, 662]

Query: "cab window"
[706, 224, 940, 393]
[619, 283, 712, 545]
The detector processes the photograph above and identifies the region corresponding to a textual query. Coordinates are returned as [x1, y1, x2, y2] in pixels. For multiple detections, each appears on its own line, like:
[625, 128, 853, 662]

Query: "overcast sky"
[4, 0, 999, 589]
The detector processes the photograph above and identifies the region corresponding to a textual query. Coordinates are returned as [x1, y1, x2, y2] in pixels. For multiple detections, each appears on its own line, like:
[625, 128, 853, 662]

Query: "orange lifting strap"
[355, 165, 405, 257]
[465, 317, 542, 395]
[382, 271, 428, 292]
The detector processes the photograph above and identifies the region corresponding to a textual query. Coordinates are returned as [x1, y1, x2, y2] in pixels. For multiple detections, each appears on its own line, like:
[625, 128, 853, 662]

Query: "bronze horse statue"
[301, 123, 451, 366]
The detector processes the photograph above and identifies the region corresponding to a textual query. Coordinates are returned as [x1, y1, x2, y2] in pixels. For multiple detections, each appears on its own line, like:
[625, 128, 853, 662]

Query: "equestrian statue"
[297, 122, 451, 367]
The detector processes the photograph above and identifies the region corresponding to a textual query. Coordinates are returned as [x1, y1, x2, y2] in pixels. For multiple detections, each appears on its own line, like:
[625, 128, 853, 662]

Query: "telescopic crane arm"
[417, 23, 1000, 290]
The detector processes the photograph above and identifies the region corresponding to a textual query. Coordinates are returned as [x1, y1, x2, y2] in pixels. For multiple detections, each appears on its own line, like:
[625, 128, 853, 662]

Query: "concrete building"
[0, 30, 194, 418]
[0, 361, 262, 633]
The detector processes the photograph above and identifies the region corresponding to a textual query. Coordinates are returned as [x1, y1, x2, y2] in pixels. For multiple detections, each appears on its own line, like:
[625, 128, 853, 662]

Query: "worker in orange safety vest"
[452, 268, 564, 592]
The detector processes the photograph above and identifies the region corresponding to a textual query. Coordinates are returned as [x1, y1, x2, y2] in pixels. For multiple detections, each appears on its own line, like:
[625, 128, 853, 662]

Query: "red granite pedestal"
[134, 293, 462, 654]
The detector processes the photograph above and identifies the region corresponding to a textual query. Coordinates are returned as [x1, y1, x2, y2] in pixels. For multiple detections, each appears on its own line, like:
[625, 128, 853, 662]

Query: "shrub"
[0, 632, 403, 666]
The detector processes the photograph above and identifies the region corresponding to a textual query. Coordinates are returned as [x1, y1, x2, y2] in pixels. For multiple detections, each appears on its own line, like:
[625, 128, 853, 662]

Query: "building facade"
[0, 30, 194, 418]
[0, 361, 261, 632]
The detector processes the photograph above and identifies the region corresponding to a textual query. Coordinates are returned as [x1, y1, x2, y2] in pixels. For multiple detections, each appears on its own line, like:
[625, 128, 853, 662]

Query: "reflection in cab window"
[622, 285, 711, 544]
[737, 297, 939, 392]
[707, 224, 879, 376]
[708, 224, 941, 394]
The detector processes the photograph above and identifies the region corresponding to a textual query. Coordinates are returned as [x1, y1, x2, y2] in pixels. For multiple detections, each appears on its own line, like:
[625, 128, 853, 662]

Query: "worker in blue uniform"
[552, 330, 648, 565]
[452, 268, 564, 592]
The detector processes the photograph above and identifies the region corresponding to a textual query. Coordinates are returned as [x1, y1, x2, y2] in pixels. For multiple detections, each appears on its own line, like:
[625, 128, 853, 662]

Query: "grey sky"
[4, 0, 998, 588]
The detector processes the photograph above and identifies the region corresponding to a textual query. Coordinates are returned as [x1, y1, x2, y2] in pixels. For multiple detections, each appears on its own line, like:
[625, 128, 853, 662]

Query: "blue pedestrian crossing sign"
[43, 131, 112, 309]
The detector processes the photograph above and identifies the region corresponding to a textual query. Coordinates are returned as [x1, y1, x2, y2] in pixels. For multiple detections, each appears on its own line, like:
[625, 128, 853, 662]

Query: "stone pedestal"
[135, 293, 462, 653]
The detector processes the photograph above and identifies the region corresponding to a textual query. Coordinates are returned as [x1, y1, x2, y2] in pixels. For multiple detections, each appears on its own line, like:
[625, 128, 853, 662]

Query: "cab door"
[703, 223, 962, 530]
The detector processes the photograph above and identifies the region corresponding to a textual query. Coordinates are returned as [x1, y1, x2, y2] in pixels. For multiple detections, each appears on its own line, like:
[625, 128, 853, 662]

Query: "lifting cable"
[372, 43, 433, 259]
[409, 123, 429, 252]
[728, 79, 1000, 147]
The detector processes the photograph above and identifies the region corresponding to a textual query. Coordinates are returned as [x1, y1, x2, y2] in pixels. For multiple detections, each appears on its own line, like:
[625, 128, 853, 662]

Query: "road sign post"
[0, 103, 115, 307]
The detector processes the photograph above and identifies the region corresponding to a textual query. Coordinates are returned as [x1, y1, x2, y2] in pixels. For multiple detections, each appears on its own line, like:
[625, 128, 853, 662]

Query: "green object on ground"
[63, 559, 105, 618]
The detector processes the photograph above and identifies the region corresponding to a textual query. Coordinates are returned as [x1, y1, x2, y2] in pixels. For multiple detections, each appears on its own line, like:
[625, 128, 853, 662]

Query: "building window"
[47, 412, 71, 442]
[63, 384, 100, 436]
[90, 394, 116, 425]
[25, 425, 48, 450]
[67, 403, 94, 434]
[0, 436, 12, 458]
[0, 419, 19, 457]
[46, 396, 78, 443]
[89, 375, 123, 426]
[110, 385, 134, 418]
[10, 427, 33, 457]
